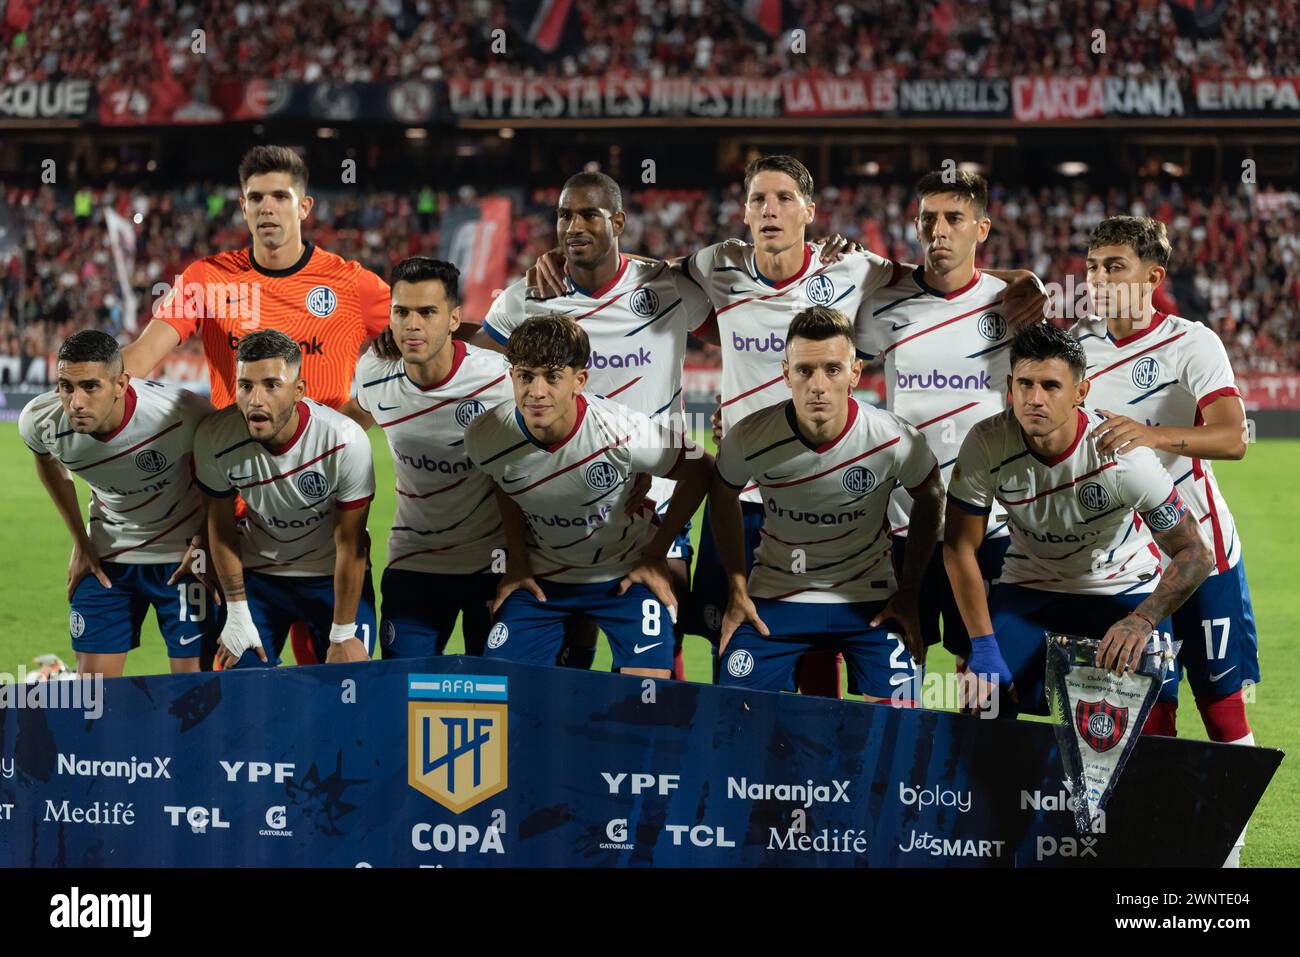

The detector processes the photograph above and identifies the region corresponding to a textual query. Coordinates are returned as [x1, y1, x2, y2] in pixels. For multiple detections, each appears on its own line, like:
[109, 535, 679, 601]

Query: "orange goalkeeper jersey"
[154, 243, 390, 409]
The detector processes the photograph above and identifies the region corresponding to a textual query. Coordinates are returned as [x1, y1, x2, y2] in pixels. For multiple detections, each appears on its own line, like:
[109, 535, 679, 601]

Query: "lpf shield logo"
[1075, 698, 1128, 753]
[408, 675, 508, 813]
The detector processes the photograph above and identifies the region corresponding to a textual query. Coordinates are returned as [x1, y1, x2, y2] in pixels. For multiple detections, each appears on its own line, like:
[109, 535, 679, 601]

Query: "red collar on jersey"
[412, 340, 468, 392]
[786, 396, 859, 453]
[755, 243, 813, 290]
[1110, 310, 1169, 347]
[248, 241, 315, 278]
[915, 268, 981, 300]
[569, 256, 629, 299]
[1026, 407, 1087, 467]
[266, 401, 311, 455]
[92, 384, 137, 442]
[515, 393, 588, 453]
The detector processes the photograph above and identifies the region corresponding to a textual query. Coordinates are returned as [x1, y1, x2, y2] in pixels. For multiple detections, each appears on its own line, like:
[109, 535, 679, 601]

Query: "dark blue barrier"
[0, 657, 1280, 867]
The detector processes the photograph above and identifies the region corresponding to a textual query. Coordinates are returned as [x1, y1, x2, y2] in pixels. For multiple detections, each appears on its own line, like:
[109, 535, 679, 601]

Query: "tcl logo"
[163, 806, 229, 833]
[666, 824, 734, 848]
[601, 772, 679, 795]
[219, 760, 295, 783]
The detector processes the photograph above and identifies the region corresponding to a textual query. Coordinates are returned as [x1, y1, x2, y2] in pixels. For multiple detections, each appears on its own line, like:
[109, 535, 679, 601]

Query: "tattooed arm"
[1092, 394, 1248, 461]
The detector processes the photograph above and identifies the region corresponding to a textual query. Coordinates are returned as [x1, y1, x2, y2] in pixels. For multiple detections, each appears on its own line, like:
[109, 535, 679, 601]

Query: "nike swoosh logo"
[1161, 676, 1175, 686]
[502, 473, 527, 485]
[728, 285, 750, 295]
[996, 485, 1027, 495]
[1209, 666, 1236, 682]
[891, 321, 912, 331]
[377, 403, 400, 411]
[633, 642, 663, 655]
[178, 634, 202, 646]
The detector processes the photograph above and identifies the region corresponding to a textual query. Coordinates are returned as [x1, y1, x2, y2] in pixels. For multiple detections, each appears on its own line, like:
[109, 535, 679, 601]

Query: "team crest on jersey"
[486, 623, 509, 649]
[585, 461, 619, 491]
[726, 649, 755, 678]
[1075, 698, 1128, 753]
[408, 674, 508, 813]
[805, 273, 836, 305]
[306, 285, 337, 318]
[1145, 502, 1181, 532]
[1131, 356, 1160, 390]
[135, 449, 168, 474]
[843, 466, 877, 495]
[628, 287, 660, 318]
[455, 400, 487, 429]
[977, 312, 1007, 341]
[1078, 482, 1111, 512]
[297, 470, 329, 499]
[69, 609, 85, 639]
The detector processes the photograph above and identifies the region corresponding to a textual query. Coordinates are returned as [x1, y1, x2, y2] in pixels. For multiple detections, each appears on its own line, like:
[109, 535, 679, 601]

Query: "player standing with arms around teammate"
[1073, 215, 1259, 865]
[465, 315, 717, 680]
[194, 331, 377, 668]
[711, 307, 945, 699]
[944, 323, 1213, 715]
[20, 331, 219, 677]
[343, 257, 513, 658]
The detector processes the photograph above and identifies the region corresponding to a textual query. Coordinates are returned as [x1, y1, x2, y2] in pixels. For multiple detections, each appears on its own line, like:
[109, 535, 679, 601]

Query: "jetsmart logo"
[57, 754, 171, 783]
[896, 369, 992, 391]
[728, 777, 850, 808]
[50, 887, 151, 937]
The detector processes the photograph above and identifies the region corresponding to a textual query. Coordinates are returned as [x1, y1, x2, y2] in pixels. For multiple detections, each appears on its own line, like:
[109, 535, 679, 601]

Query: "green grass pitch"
[0, 421, 1294, 865]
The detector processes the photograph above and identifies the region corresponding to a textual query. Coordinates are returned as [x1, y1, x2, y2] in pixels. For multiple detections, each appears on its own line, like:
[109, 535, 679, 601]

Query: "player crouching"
[711, 306, 944, 701]
[465, 315, 716, 679]
[195, 330, 377, 667]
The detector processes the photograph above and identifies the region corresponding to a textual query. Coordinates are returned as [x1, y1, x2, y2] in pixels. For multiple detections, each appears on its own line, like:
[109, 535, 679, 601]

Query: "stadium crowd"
[1, 176, 1297, 385]
[2, 0, 1297, 85]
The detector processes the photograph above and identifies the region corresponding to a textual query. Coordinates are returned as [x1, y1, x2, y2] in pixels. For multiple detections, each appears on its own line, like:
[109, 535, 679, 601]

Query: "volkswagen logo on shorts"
[455, 399, 487, 429]
[726, 649, 754, 678]
[585, 461, 619, 491]
[297, 470, 329, 499]
[1079, 482, 1111, 512]
[305, 285, 337, 318]
[1132, 356, 1160, 390]
[629, 287, 660, 318]
[843, 466, 876, 495]
[1145, 503, 1181, 531]
[69, 609, 85, 639]
[135, 449, 168, 473]
[487, 622, 509, 649]
[806, 273, 835, 305]
[977, 312, 1007, 341]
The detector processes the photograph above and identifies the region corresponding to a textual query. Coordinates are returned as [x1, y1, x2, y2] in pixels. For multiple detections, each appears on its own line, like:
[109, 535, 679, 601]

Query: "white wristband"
[329, 622, 358, 644]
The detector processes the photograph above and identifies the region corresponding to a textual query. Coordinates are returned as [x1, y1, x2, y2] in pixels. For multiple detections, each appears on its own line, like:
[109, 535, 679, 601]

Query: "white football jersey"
[194, 399, 375, 577]
[1073, 310, 1242, 574]
[856, 269, 1013, 540]
[20, 381, 213, 563]
[482, 255, 713, 522]
[354, 341, 513, 575]
[716, 398, 937, 603]
[949, 408, 1191, 596]
[465, 394, 693, 584]
[687, 241, 901, 502]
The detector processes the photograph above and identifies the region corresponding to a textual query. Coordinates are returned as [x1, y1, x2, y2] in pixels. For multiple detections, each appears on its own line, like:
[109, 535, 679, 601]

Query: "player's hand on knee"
[370, 327, 401, 360]
[216, 599, 266, 668]
[718, 589, 768, 656]
[526, 248, 567, 299]
[618, 557, 678, 626]
[491, 568, 546, 617]
[623, 472, 652, 517]
[817, 234, 862, 262]
[871, 591, 925, 666]
[67, 540, 112, 601]
[325, 637, 370, 664]
[1098, 613, 1152, 675]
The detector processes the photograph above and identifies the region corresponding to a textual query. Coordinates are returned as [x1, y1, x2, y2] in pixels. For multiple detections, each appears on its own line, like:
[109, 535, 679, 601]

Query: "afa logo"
[1075, 698, 1128, 753]
[408, 674, 508, 813]
[135, 449, 168, 473]
[977, 312, 1007, 342]
[628, 287, 660, 318]
[305, 285, 337, 318]
[843, 466, 877, 496]
[726, 649, 754, 679]
[585, 461, 619, 491]
[69, 609, 85, 640]
[297, 470, 329, 499]
[1078, 482, 1111, 512]
[805, 273, 836, 306]
[486, 623, 509, 650]
[1132, 356, 1160, 390]
[455, 400, 487, 429]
